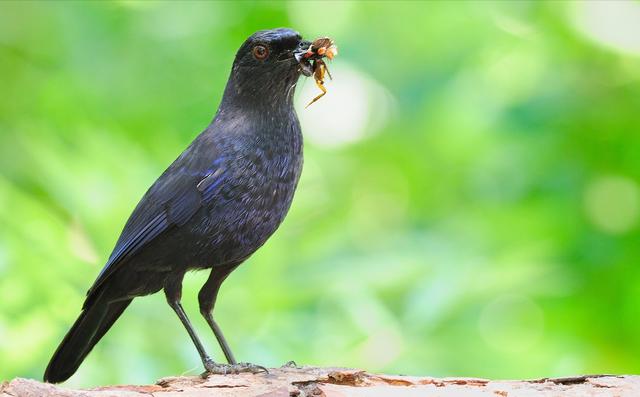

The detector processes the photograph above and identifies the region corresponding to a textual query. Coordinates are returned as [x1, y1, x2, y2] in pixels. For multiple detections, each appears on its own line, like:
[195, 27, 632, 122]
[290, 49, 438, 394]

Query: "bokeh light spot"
[584, 175, 639, 234]
[296, 62, 395, 148]
[572, 0, 640, 55]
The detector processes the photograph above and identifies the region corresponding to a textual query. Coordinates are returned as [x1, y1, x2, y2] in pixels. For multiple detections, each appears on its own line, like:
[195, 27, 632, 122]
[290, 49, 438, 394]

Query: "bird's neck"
[212, 79, 301, 140]
[218, 71, 298, 112]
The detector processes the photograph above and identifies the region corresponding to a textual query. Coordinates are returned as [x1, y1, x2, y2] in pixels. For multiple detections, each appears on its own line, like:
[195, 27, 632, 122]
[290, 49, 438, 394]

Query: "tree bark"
[2, 367, 639, 397]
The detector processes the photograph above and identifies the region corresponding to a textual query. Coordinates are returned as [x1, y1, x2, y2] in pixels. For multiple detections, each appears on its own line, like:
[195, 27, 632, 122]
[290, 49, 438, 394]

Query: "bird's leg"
[164, 275, 215, 372]
[198, 265, 268, 376]
[198, 265, 238, 364]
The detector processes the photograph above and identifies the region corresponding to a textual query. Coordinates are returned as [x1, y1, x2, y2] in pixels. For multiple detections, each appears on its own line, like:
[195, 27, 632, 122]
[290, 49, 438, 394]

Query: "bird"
[44, 28, 316, 383]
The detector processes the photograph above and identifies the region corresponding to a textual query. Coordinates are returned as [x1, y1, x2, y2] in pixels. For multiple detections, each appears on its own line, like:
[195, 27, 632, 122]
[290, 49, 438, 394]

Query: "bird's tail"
[44, 292, 132, 383]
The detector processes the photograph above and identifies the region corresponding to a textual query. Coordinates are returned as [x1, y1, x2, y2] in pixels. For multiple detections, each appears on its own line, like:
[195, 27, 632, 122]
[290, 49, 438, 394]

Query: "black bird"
[44, 28, 317, 383]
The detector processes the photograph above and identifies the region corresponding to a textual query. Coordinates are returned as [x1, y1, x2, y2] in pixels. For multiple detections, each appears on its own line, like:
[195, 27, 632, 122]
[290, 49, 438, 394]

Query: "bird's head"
[224, 28, 313, 107]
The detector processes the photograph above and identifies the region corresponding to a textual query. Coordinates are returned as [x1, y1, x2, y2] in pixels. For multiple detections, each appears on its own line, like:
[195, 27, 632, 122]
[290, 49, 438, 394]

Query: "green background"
[1, 0, 640, 387]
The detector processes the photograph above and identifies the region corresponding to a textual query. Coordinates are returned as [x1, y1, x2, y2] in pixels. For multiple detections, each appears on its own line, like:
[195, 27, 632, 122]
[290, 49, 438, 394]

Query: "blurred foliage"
[1, 0, 640, 387]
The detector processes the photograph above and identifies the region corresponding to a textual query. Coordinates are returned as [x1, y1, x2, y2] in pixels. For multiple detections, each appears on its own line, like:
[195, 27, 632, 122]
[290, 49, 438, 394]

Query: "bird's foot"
[201, 358, 268, 377]
[281, 360, 300, 368]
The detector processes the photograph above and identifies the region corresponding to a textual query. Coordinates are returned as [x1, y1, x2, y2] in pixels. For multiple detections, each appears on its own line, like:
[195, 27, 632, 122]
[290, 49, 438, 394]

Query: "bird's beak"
[294, 40, 313, 77]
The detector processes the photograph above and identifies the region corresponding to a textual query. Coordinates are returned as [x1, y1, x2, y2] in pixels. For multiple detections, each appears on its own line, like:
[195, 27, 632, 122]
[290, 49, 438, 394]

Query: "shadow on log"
[2, 366, 639, 396]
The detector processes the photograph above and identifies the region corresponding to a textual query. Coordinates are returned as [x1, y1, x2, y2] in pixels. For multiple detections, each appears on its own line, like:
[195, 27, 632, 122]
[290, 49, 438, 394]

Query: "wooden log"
[2, 366, 639, 397]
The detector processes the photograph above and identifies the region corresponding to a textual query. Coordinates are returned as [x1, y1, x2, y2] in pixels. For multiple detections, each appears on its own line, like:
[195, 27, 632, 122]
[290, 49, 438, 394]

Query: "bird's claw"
[201, 358, 268, 377]
[282, 360, 300, 368]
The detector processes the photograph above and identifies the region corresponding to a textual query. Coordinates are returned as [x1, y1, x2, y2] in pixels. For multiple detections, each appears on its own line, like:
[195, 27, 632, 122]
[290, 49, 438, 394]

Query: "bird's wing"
[86, 152, 227, 299]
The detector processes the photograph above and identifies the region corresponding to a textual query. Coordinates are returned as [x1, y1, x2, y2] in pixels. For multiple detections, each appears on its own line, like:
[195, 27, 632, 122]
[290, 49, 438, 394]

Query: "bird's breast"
[191, 118, 303, 265]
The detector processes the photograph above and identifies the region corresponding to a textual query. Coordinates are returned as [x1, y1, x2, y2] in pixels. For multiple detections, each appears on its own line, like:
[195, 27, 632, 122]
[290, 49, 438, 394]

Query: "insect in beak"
[299, 37, 338, 108]
[294, 41, 314, 77]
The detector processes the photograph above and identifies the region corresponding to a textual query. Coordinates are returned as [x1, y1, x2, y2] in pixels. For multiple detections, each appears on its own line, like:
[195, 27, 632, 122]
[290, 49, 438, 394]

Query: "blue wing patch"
[197, 168, 227, 202]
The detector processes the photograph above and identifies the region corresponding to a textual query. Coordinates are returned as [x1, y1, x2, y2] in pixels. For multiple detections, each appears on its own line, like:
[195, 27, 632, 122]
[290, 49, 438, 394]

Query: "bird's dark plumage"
[45, 28, 313, 383]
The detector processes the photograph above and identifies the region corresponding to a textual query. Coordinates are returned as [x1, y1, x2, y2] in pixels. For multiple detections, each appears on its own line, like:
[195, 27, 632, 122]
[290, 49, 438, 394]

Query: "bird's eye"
[252, 45, 269, 60]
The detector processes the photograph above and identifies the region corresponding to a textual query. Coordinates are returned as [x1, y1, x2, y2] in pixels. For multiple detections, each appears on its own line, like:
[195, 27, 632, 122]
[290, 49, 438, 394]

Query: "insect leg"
[305, 80, 327, 108]
[325, 64, 332, 80]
